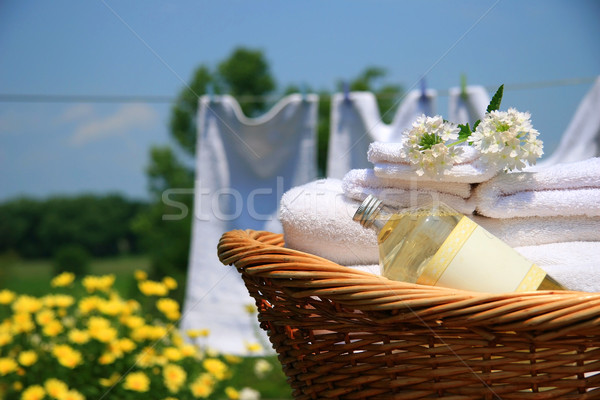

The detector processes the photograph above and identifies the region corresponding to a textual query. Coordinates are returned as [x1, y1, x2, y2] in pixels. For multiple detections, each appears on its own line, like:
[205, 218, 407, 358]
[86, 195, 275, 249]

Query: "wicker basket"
[218, 229, 600, 400]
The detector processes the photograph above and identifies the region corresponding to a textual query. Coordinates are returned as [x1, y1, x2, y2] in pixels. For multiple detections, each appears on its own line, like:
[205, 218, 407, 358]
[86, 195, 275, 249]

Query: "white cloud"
[69, 104, 159, 146]
[58, 104, 95, 122]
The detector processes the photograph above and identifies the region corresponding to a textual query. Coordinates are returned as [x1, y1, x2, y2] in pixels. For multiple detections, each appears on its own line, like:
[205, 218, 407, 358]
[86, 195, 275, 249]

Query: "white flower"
[239, 387, 261, 400]
[253, 358, 273, 378]
[400, 114, 462, 178]
[470, 108, 543, 171]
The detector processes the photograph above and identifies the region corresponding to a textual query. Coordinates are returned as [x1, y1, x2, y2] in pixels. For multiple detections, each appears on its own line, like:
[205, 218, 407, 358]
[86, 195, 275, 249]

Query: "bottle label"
[417, 216, 545, 293]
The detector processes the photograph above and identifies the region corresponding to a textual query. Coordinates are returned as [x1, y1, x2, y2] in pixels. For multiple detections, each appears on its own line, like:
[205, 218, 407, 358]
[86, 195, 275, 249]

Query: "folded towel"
[343, 168, 472, 198]
[474, 157, 600, 218]
[342, 169, 476, 215]
[368, 142, 500, 184]
[280, 179, 379, 265]
[472, 215, 600, 247]
[513, 242, 600, 293]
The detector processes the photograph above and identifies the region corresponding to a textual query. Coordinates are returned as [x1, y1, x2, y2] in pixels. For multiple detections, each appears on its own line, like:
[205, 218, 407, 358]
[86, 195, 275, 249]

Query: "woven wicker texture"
[218, 229, 600, 399]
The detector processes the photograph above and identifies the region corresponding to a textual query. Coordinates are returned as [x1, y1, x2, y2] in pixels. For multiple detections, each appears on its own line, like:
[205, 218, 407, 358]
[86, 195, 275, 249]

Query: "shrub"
[52, 245, 90, 277]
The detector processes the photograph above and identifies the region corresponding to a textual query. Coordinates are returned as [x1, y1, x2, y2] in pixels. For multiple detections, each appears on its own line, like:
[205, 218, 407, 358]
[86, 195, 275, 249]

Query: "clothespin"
[419, 77, 427, 100]
[460, 73, 468, 100]
[300, 83, 307, 102]
[206, 82, 214, 102]
[343, 80, 350, 103]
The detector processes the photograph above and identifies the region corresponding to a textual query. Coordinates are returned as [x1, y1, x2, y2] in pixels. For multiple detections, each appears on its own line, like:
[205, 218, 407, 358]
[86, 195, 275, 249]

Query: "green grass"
[0, 255, 151, 296]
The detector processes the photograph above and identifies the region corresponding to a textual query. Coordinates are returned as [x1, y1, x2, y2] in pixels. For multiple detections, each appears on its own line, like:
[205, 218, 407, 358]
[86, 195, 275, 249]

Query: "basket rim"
[218, 229, 600, 338]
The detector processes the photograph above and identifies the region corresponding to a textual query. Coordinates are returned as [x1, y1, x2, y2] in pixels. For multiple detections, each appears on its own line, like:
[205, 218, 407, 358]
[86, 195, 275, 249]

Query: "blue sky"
[1, 0, 599, 201]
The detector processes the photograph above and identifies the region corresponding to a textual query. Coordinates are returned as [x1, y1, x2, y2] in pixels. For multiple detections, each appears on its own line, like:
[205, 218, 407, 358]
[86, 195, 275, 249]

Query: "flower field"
[0, 267, 291, 400]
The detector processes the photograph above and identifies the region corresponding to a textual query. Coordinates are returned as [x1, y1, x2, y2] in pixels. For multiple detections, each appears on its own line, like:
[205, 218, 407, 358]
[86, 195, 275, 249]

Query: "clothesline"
[0, 76, 596, 104]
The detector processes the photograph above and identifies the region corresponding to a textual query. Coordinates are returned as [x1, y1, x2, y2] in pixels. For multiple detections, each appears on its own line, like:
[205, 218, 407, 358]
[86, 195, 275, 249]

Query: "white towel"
[447, 85, 490, 126]
[368, 142, 500, 184]
[474, 157, 600, 218]
[280, 179, 379, 265]
[472, 215, 600, 247]
[537, 77, 600, 167]
[513, 242, 600, 293]
[326, 90, 437, 179]
[342, 168, 475, 214]
[182, 94, 318, 355]
[343, 168, 472, 198]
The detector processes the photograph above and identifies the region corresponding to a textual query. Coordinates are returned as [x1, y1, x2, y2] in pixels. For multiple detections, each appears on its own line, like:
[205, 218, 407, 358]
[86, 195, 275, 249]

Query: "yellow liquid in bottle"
[376, 205, 566, 292]
[377, 205, 460, 283]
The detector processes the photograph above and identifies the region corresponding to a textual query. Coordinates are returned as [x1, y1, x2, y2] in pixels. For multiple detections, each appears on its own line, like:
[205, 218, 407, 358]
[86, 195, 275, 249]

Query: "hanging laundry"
[447, 85, 490, 126]
[181, 94, 318, 355]
[537, 76, 600, 167]
[327, 88, 437, 179]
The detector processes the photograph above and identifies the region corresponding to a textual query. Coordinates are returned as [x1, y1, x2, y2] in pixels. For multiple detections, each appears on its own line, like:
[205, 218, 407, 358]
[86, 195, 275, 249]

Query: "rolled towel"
[280, 178, 379, 265]
[472, 215, 600, 247]
[343, 168, 472, 198]
[474, 157, 600, 218]
[368, 141, 500, 183]
[513, 242, 600, 293]
[342, 169, 476, 215]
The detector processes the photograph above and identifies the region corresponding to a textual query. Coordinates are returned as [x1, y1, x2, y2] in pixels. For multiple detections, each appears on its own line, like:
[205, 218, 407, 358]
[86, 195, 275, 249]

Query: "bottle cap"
[353, 195, 382, 228]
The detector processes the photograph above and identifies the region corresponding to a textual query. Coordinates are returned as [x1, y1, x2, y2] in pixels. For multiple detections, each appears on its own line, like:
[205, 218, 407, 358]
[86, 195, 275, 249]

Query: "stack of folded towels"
[279, 142, 600, 292]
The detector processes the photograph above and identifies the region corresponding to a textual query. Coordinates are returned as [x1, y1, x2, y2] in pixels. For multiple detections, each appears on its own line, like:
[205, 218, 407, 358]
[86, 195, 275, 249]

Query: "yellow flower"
[12, 295, 43, 314]
[44, 378, 68, 399]
[52, 344, 82, 369]
[118, 338, 136, 353]
[122, 315, 145, 329]
[156, 298, 180, 321]
[163, 347, 182, 362]
[0, 289, 16, 304]
[97, 298, 124, 316]
[82, 274, 115, 293]
[50, 272, 75, 287]
[18, 350, 38, 367]
[203, 358, 228, 380]
[190, 373, 215, 398]
[99, 372, 121, 387]
[12, 313, 35, 333]
[123, 371, 150, 392]
[162, 276, 178, 290]
[0, 357, 18, 375]
[35, 309, 55, 325]
[13, 381, 23, 391]
[61, 390, 85, 400]
[42, 320, 64, 337]
[134, 269, 148, 281]
[138, 280, 168, 296]
[51, 294, 75, 308]
[225, 387, 240, 400]
[163, 364, 186, 393]
[99, 352, 116, 365]
[244, 304, 257, 314]
[0, 331, 14, 346]
[186, 328, 210, 339]
[68, 329, 90, 345]
[21, 385, 45, 400]
[245, 342, 263, 353]
[224, 354, 242, 364]
[135, 347, 156, 368]
[90, 326, 117, 343]
[179, 344, 197, 358]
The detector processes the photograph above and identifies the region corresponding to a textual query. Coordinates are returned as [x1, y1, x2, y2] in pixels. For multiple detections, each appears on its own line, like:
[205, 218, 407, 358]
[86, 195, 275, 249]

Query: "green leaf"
[457, 122, 472, 140]
[486, 84, 504, 113]
[472, 119, 481, 131]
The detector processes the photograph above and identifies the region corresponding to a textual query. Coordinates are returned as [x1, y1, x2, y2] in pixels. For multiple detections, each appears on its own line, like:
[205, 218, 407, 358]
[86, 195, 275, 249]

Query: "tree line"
[0, 194, 146, 260]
